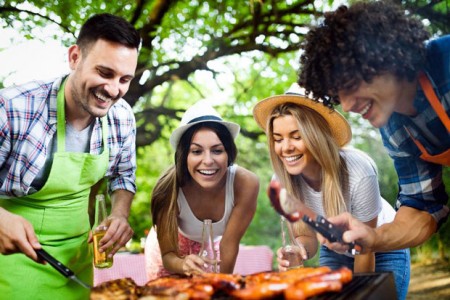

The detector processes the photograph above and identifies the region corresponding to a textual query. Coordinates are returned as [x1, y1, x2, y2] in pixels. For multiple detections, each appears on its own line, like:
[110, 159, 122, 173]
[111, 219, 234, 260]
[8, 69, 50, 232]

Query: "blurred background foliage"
[1, 0, 449, 264]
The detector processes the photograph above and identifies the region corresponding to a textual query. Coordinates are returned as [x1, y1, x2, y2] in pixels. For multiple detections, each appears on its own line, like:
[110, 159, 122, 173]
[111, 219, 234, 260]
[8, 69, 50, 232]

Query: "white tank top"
[177, 165, 237, 243]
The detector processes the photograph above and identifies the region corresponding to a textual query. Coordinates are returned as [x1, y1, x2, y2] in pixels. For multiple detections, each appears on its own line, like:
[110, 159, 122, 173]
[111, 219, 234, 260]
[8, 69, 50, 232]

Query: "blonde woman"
[253, 84, 410, 300]
[145, 100, 259, 279]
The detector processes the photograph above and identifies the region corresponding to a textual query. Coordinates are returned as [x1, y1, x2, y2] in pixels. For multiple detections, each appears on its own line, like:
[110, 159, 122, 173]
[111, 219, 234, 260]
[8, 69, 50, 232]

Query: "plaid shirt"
[0, 76, 136, 198]
[380, 35, 450, 227]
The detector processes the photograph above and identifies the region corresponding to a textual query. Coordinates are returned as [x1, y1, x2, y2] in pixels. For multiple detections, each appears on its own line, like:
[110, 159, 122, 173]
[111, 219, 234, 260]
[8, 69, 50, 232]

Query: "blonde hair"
[267, 103, 348, 217]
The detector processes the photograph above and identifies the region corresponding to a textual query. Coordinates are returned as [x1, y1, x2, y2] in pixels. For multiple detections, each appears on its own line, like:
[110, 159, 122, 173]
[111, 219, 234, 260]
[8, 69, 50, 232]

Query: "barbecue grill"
[90, 271, 398, 299]
[311, 272, 397, 300]
[209, 272, 397, 300]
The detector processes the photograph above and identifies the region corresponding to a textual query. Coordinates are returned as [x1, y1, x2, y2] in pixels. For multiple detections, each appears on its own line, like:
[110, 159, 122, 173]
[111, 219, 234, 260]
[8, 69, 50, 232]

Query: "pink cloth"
[233, 245, 274, 275]
[93, 253, 148, 286]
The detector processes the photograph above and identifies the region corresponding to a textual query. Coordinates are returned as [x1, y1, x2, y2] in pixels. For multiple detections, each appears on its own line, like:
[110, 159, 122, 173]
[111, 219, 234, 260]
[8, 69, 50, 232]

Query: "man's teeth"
[95, 92, 111, 102]
[285, 155, 301, 162]
[199, 170, 217, 175]
[360, 102, 372, 115]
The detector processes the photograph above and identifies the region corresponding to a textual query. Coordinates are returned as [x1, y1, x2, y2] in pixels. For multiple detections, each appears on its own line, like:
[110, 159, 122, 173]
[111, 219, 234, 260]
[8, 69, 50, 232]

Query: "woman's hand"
[276, 244, 308, 271]
[182, 254, 208, 276]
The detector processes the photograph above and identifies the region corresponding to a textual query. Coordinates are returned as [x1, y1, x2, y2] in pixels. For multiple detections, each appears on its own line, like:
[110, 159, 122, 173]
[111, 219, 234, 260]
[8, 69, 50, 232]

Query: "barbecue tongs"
[36, 248, 92, 289]
[268, 177, 361, 255]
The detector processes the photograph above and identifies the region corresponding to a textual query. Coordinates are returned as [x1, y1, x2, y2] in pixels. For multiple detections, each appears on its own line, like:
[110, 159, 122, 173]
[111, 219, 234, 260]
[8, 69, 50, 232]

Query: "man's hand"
[318, 207, 437, 253]
[89, 190, 134, 256]
[88, 215, 134, 257]
[0, 208, 43, 263]
[94, 215, 133, 256]
[316, 212, 376, 254]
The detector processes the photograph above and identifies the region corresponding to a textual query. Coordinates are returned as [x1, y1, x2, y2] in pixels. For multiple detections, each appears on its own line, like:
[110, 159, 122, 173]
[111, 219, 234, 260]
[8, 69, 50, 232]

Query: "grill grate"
[311, 272, 397, 300]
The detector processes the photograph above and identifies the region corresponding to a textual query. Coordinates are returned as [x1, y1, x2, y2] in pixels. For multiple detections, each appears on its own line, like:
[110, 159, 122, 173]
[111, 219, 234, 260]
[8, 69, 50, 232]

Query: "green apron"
[0, 80, 109, 300]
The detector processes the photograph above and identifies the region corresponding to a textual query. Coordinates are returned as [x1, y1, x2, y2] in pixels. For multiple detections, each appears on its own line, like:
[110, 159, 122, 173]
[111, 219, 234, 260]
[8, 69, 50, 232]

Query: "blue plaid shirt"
[0, 76, 137, 198]
[380, 35, 450, 227]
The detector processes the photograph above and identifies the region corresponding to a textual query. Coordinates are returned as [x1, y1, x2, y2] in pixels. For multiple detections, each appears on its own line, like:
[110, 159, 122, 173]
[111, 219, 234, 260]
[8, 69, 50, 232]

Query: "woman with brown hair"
[146, 100, 259, 279]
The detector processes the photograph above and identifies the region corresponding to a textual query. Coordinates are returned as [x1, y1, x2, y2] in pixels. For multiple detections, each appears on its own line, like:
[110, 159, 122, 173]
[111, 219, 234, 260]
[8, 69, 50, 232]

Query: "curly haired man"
[298, 1, 449, 258]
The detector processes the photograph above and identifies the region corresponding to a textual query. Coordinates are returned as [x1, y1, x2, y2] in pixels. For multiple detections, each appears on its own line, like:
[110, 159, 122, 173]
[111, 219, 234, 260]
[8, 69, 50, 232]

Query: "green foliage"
[237, 137, 278, 247]
[130, 140, 173, 240]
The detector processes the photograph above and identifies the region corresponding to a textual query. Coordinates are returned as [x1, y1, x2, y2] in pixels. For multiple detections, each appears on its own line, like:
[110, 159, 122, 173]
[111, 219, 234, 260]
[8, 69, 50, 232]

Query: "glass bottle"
[92, 194, 113, 268]
[198, 219, 218, 273]
[280, 216, 304, 269]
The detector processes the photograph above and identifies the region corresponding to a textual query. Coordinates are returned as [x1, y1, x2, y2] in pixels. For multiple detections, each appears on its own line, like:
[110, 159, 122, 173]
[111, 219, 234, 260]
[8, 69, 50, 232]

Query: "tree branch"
[0, 5, 73, 34]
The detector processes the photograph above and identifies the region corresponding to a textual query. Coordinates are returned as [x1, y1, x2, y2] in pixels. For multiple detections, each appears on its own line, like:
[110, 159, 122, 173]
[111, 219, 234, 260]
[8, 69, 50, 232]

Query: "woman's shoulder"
[231, 166, 259, 209]
[233, 165, 260, 195]
[341, 147, 378, 176]
[234, 165, 259, 183]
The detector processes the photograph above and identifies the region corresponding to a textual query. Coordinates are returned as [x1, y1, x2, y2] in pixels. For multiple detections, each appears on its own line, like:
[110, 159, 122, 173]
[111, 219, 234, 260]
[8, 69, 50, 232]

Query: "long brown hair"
[151, 122, 237, 255]
[267, 103, 348, 217]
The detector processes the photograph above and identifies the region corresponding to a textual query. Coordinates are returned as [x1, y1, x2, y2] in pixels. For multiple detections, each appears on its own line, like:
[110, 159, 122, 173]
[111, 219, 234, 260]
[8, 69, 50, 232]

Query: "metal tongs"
[268, 177, 361, 255]
[36, 248, 92, 289]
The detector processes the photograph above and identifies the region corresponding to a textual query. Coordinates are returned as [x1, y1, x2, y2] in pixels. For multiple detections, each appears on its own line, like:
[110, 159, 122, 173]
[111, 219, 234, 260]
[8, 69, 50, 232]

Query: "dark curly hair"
[298, 0, 430, 105]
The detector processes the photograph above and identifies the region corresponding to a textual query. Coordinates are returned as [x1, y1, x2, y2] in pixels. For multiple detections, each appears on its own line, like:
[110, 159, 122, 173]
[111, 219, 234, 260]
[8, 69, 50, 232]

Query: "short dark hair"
[298, 0, 430, 105]
[76, 13, 141, 53]
[175, 122, 238, 187]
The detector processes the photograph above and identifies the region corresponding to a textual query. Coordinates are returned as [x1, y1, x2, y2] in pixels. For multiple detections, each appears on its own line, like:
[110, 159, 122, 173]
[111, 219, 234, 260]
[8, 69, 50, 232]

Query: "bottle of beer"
[92, 194, 113, 268]
[198, 219, 218, 273]
[280, 216, 304, 269]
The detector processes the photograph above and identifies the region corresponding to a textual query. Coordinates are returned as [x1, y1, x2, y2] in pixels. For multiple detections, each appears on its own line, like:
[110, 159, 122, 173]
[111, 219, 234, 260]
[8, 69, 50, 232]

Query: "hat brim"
[253, 94, 351, 147]
[170, 119, 240, 149]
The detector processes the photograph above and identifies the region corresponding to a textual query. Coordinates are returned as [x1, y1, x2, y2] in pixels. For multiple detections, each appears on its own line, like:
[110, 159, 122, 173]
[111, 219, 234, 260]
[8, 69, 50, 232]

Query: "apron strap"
[404, 72, 450, 165]
[56, 78, 67, 152]
[418, 72, 450, 132]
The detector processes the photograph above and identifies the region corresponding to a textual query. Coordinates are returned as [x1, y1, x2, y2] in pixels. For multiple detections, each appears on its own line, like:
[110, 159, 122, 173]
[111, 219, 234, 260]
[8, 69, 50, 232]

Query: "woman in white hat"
[145, 100, 259, 279]
[253, 84, 410, 300]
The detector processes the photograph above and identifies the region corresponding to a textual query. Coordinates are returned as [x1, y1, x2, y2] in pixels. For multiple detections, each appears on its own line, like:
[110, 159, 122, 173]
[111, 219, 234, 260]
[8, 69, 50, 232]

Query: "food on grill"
[231, 266, 334, 299]
[90, 267, 352, 299]
[284, 268, 353, 300]
[90, 277, 140, 300]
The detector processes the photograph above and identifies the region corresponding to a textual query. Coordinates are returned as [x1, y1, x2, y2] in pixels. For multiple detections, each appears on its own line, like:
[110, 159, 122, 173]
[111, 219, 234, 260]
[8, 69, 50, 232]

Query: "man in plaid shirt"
[0, 13, 141, 299]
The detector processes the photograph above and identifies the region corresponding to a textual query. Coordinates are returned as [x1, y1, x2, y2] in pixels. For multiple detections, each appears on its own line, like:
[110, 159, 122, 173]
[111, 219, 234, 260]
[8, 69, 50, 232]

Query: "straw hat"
[253, 83, 352, 146]
[170, 100, 240, 149]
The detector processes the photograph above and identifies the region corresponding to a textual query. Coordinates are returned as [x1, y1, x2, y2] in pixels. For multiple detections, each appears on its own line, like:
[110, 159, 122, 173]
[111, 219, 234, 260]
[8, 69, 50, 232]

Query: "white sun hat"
[169, 100, 241, 149]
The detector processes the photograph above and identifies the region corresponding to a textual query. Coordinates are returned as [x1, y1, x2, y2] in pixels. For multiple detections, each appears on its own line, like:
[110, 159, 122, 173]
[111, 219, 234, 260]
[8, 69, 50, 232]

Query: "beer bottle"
[92, 194, 113, 268]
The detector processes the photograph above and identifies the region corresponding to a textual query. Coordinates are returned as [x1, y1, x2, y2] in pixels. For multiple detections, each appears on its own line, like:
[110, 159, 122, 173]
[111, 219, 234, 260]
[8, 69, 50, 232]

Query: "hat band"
[285, 91, 305, 96]
[188, 115, 222, 124]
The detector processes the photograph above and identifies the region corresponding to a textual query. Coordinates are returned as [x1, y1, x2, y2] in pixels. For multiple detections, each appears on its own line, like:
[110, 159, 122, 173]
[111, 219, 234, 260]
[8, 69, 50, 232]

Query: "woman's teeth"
[199, 170, 217, 175]
[285, 155, 301, 162]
